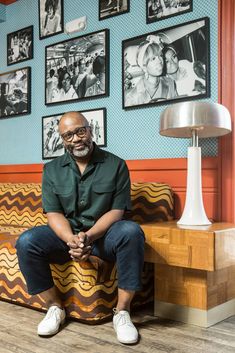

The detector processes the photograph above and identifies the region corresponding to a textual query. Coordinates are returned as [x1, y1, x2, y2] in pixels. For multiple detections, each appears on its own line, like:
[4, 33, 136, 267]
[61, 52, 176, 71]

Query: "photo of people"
[7, 26, 33, 66]
[122, 17, 209, 109]
[42, 108, 107, 159]
[146, 0, 192, 23]
[99, 0, 130, 20]
[45, 29, 109, 105]
[39, 0, 64, 39]
[42, 115, 64, 159]
[0, 67, 31, 119]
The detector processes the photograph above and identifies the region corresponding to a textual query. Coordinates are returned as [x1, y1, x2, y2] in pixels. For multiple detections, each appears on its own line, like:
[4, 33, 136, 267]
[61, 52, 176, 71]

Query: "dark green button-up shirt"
[42, 144, 131, 233]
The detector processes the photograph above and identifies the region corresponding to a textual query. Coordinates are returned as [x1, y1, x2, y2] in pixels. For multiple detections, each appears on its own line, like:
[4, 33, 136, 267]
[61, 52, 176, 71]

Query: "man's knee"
[16, 228, 36, 254]
[118, 220, 145, 244]
[16, 226, 47, 254]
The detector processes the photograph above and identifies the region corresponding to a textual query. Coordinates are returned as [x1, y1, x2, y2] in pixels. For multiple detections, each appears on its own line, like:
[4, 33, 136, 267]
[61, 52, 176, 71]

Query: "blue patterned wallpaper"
[0, 0, 218, 164]
[0, 4, 6, 22]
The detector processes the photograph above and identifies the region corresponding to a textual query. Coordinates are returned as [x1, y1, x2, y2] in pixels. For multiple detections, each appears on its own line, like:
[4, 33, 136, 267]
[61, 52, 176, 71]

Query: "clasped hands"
[67, 232, 92, 262]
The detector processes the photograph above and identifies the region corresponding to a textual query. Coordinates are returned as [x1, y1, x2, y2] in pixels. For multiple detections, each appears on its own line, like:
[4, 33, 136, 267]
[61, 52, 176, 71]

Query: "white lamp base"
[177, 147, 211, 226]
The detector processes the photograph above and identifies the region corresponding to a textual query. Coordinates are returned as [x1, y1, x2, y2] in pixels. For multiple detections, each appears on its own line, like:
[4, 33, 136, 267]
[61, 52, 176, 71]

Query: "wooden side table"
[141, 221, 235, 327]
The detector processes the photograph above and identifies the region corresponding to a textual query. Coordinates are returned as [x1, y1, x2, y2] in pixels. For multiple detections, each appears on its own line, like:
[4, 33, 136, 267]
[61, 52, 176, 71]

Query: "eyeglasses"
[61, 126, 89, 142]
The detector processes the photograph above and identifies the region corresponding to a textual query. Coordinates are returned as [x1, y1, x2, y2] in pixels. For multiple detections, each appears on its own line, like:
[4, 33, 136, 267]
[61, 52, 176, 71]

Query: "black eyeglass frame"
[61, 126, 90, 142]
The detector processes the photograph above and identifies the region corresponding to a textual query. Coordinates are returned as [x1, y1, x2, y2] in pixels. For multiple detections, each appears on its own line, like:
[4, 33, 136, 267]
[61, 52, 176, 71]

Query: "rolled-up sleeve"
[111, 160, 131, 211]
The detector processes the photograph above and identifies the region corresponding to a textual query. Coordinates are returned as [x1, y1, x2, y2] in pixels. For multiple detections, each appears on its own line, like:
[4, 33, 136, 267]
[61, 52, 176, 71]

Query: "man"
[16, 111, 145, 345]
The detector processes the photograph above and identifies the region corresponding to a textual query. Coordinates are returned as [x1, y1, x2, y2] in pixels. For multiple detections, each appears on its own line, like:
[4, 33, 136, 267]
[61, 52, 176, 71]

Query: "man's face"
[62, 73, 71, 93]
[60, 118, 93, 159]
[79, 60, 86, 74]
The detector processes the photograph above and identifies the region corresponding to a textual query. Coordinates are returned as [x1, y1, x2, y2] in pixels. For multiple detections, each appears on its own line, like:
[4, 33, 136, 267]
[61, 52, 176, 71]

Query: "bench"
[0, 182, 174, 322]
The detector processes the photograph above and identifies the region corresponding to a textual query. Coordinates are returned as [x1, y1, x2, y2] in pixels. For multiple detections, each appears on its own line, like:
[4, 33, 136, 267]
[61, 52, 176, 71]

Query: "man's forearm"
[47, 212, 75, 243]
[85, 209, 124, 243]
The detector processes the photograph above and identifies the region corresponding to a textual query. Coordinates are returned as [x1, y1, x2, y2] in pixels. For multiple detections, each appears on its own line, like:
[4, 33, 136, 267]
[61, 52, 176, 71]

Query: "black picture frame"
[42, 108, 107, 159]
[146, 0, 193, 24]
[38, 0, 64, 40]
[122, 17, 210, 110]
[0, 67, 31, 119]
[7, 26, 33, 66]
[99, 0, 130, 20]
[45, 29, 109, 106]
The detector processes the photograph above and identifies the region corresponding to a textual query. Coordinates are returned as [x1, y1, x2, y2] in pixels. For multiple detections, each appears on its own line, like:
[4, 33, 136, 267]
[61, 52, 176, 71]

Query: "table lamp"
[160, 101, 231, 225]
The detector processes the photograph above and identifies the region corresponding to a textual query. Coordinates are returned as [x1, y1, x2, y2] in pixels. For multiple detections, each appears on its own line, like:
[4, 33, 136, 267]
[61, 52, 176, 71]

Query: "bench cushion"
[0, 181, 173, 321]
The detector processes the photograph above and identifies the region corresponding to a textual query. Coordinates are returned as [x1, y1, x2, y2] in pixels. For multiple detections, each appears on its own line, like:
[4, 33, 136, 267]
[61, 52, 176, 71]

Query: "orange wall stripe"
[0, 157, 218, 221]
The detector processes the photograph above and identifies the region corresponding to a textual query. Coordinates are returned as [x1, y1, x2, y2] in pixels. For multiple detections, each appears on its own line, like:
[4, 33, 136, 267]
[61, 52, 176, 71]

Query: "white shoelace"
[113, 309, 133, 327]
[44, 306, 62, 321]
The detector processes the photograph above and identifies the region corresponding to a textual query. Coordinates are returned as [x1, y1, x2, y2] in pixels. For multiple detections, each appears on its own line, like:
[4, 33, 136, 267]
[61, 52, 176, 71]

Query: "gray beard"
[66, 144, 91, 160]
[72, 146, 90, 158]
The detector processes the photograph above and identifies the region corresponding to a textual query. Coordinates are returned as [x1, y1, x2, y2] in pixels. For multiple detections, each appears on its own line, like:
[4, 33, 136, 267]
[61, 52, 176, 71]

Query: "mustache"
[65, 139, 92, 154]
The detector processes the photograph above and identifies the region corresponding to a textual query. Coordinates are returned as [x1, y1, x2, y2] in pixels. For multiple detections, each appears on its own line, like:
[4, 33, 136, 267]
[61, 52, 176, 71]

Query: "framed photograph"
[39, 0, 64, 40]
[45, 29, 109, 105]
[122, 17, 210, 110]
[42, 108, 107, 159]
[7, 26, 33, 66]
[0, 67, 31, 119]
[146, 0, 193, 23]
[99, 0, 130, 20]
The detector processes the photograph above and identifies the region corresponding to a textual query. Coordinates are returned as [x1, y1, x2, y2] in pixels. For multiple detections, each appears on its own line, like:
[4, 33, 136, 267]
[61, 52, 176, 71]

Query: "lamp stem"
[177, 146, 211, 225]
[191, 129, 199, 147]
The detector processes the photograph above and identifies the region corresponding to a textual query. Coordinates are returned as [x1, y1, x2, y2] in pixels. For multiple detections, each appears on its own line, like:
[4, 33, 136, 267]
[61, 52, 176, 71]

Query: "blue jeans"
[16, 220, 145, 295]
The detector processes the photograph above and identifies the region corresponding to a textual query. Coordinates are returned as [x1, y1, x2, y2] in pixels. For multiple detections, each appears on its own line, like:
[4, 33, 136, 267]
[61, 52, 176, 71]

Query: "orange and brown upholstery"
[0, 182, 174, 322]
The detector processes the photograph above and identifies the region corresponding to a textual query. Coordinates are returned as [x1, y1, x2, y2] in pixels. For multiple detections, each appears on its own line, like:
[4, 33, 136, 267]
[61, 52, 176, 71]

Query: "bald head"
[58, 111, 93, 160]
[58, 111, 89, 134]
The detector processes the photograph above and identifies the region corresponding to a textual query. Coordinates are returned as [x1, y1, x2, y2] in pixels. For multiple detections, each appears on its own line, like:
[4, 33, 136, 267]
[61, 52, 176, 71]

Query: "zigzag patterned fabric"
[0, 183, 47, 227]
[127, 182, 174, 223]
[0, 182, 173, 321]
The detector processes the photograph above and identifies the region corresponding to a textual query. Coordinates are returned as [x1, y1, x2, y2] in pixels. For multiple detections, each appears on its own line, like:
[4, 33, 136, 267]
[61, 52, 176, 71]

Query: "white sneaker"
[113, 309, 138, 344]
[37, 305, 66, 336]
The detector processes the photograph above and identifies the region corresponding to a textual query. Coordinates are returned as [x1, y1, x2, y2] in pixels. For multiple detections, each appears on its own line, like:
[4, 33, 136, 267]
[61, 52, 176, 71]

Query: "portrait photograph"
[122, 17, 210, 110]
[39, 0, 64, 40]
[146, 0, 192, 24]
[0, 67, 31, 119]
[45, 29, 109, 106]
[99, 0, 130, 20]
[42, 108, 107, 159]
[7, 26, 33, 66]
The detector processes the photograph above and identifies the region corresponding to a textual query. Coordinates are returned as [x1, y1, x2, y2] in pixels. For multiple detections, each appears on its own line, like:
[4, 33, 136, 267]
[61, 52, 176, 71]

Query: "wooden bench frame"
[142, 221, 235, 327]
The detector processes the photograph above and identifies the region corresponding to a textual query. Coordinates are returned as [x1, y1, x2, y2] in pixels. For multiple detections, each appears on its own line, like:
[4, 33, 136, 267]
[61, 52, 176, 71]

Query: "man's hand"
[67, 232, 92, 262]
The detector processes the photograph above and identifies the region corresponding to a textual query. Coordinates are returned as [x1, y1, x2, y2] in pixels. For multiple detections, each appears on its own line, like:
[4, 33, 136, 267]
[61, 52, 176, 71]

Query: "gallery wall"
[0, 0, 218, 164]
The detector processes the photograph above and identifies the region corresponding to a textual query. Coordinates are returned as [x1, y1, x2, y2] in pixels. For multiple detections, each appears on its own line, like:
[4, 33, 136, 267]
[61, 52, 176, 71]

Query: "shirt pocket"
[52, 185, 75, 216]
[93, 182, 115, 193]
[92, 182, 115, 217]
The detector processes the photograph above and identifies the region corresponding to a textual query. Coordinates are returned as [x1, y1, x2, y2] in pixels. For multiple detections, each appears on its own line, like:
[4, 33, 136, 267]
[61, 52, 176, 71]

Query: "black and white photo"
[7, 26, 33, 66]
[39, 0, 64, 39]
[45, 29, 109, 105]
[42, 108, 107, 159]
[0, 67, 31, 119]
[81, 108, 107, 147]
[122, 17, 210, 110]
[99, 0, 130, 20]
[146, 0, 192, 23]
[42, 114, 64, 159]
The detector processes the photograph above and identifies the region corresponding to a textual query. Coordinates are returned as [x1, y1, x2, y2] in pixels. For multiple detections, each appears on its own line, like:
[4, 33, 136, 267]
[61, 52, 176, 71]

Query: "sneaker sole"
[118, 338, 138, 344]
